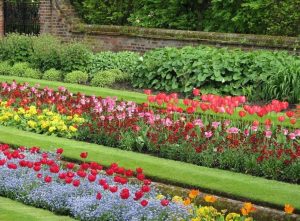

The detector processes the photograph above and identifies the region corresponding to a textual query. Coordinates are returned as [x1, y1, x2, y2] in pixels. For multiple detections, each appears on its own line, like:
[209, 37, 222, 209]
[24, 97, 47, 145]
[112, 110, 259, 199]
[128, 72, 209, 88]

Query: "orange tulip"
[241, 202, 256, 215]
[284, 204, 294, 214]
[189, 189, 200, 199]
[204, 195, 217, 203]
[183, 197, 191, 206]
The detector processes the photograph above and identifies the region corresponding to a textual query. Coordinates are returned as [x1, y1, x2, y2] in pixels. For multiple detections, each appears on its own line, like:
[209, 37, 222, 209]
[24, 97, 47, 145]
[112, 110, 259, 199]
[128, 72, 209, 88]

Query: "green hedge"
[132, 46, 300, 103]
[71, 0, 300, 36]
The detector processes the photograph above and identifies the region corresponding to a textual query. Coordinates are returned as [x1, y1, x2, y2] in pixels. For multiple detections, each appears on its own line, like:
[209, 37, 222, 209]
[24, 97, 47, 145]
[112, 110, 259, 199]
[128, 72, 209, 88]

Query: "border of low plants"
[0, 196, 75, 221]
[0, 126, 299, 212]
[0, 75, 298, 128]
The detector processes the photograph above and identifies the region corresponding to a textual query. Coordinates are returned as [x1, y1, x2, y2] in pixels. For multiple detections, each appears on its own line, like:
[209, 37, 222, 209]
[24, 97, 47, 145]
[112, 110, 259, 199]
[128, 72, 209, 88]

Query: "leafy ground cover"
[0, 126, 299, 211]
[0, 81, 299, 183]
[0, 196, 75, 221]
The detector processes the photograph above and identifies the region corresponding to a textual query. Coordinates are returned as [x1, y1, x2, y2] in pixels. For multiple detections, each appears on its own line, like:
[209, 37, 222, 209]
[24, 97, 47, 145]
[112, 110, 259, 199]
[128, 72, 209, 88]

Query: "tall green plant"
[0, 33, 33, 63]
[203, 0, 300, 36]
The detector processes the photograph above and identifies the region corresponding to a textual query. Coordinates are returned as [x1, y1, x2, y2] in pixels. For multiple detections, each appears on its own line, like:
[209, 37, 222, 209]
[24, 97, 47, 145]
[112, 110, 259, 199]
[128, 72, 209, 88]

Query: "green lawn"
[0, 196, 75, 221]
[0, 126, 299, 211]
[0, 75, 298, 128]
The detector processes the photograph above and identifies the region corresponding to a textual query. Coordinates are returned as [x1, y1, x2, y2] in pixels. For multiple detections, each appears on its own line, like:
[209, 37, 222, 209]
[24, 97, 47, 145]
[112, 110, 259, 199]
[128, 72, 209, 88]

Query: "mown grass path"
[0, 126, 299, 211]
[0, 75, 298, 128]
[0, 196, 75, 221]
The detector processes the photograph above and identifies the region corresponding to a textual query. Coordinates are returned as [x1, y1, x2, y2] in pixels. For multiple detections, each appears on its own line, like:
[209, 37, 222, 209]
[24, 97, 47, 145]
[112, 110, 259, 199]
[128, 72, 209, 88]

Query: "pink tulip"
[205, 131, 213, 138]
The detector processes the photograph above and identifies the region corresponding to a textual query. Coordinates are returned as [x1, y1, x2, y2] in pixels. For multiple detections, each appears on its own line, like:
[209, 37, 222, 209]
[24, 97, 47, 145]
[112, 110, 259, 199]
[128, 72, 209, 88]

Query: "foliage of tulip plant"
[0, 81, 299, 183]
[0, 144, 257, 221]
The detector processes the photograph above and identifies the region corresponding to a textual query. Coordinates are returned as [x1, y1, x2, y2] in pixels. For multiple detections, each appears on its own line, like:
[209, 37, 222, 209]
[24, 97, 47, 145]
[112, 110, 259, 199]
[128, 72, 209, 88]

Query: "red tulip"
[99, 178, 107, 186]
[80, 152, 88, 159]
[50, 165, 60, 173]
[136, 167, 143, 174]
[286, 111, 295, 118]
[137, 173, 145, 181]
[7, 163, 17, 169]
[120, 188, 130, 199]
[141, 200, 148, 207]
[58, 173, 66, 179]
[80, 163, 90, 170]
[96, 192, 102, 200]
[72, 179, 80, 187]
[66, 162, 75, 170]
[161, 199, 169, 206]
[264, 119, 272, 126]
[125, 169, 134, 177]
[33, 165, 41, 172]
[88, 174, 96, 182]
[77, 170, 87, 178]
[193, 88, 200, 96]
[44, 176, 52, 183]
[290, 118, 297, 125]
[144, 89, 152, 95]
[134, 191, 144, 200]
[238, 111, 246, 118]
[109, 186, 118, 193]
[277, 116, 285, 122]
[143, 179, 151, 185]
[141, 185, 151, 193]
[56, 148, 64, 155]
[186, 106, 195, 114]
[65, 177, 73, 184]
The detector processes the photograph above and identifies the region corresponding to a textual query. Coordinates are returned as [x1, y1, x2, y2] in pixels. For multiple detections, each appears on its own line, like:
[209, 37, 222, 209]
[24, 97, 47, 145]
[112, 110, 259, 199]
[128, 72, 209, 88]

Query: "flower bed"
[0, 101, 84, 138]
[0, 81, 299, 183]
[0, 143, 259, 221]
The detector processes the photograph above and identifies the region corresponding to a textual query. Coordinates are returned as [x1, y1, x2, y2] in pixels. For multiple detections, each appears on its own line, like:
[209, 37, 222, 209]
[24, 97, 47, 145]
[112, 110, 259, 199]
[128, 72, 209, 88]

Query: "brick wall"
[0, 0, 4, 36]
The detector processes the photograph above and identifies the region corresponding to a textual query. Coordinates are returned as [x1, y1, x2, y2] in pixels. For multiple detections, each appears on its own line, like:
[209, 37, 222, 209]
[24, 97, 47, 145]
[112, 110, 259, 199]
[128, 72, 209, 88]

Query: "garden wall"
[2, 0, 300, 53]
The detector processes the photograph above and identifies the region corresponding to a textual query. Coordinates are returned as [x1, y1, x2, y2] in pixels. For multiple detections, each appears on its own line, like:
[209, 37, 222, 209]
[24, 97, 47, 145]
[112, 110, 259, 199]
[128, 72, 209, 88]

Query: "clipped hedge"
[132, 46, 300, 103]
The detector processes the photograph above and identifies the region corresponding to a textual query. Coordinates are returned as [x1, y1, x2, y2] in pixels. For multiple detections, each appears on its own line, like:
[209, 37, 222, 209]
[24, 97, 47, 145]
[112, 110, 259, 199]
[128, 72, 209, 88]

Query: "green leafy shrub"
[203, 0, 300, 36]
[60, 42, 92, 73]
[30, 34, 62, 72]
[128, 0, 203, 30]
[88, 51, 139, 76]
[0, 62, 12, 76]
[132, 46, 300, 102]
[22, 68, 42, 79]
[64, 70, 89, 84]
[71, 0, 133, 25]
[0, 33, 33, 63]
[42, 68, 62, 81]
[10, 62, 31, 77]
[91, 69, 128, 87]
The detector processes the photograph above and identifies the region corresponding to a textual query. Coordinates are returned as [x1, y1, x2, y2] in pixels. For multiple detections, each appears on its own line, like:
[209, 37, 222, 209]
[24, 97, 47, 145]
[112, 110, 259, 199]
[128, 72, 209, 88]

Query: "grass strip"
[0, 125, 299, 211]
[0, 75, 298, 128]
[0, 196, 75, 221]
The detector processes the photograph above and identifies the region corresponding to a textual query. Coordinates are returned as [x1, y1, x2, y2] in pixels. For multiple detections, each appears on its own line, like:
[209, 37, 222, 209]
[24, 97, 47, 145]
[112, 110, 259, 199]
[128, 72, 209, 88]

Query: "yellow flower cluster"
[0, 102, 84, 138]
[156, 190, 255, 221]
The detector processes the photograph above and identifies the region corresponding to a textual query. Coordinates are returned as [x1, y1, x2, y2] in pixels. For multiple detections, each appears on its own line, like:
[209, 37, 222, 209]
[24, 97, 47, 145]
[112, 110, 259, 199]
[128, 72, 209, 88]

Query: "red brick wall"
[0, 0, 4, 36]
